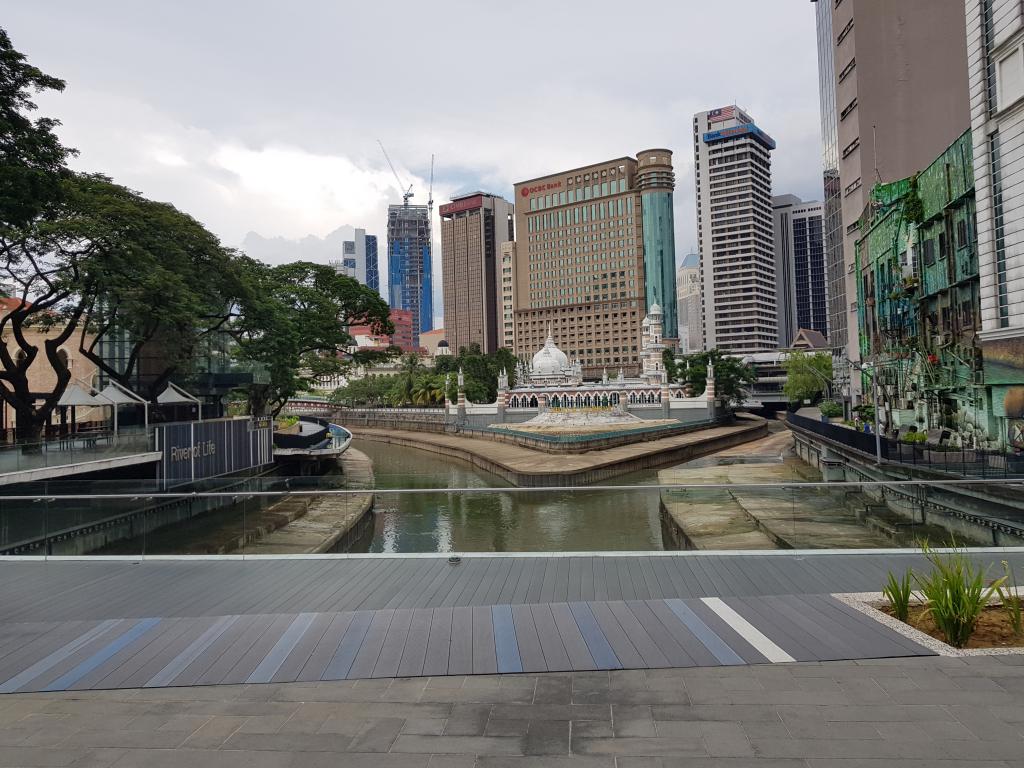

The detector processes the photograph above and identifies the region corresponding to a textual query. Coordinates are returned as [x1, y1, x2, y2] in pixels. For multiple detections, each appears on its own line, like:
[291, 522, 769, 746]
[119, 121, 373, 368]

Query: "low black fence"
[787, 412, 889, 460]
[787, 412, 1024, 477]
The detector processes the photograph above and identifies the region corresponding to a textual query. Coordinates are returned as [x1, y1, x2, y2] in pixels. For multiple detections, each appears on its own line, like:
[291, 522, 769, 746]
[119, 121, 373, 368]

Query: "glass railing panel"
[0, 480, 1022, 558]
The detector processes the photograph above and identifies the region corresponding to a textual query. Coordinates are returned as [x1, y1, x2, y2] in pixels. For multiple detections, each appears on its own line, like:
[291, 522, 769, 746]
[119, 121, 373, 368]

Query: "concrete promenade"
[353, 419, 767, 486]
[2, 657, 1024, 767]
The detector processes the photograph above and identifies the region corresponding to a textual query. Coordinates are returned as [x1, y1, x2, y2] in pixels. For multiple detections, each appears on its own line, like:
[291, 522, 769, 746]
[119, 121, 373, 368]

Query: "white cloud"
[10, 0, 825, 326]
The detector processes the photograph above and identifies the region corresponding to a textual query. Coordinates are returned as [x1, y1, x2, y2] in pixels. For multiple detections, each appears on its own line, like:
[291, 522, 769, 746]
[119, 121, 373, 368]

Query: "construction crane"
[427, 154, 434, 217]
[377, 139, 414, 204]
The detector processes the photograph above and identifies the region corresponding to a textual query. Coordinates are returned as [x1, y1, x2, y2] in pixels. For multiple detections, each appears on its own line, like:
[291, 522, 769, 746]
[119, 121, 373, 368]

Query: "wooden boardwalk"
[3, 551, 1015, 693]
[3, 551, 1022, 623]
[0, 595, 932, 694]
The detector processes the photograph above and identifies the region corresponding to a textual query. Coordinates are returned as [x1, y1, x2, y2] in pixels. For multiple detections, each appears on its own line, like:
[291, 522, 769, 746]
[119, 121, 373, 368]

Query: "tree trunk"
[15, 408, 45, 451]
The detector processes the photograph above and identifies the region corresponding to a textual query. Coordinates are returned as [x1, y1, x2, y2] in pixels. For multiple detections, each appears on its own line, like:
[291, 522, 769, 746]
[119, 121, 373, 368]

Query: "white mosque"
[498, 303, 710, 412]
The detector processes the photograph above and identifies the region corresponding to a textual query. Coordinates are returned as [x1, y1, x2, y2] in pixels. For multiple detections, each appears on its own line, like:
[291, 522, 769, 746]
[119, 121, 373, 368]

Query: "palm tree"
[393, 354, 422, 405]
[412, 375, 445, 406]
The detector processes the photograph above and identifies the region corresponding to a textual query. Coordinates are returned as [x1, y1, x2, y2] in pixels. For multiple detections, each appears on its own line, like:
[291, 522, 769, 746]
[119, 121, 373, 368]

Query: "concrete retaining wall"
[355, 419, 767, 487]
[788, 424, 1024, 546]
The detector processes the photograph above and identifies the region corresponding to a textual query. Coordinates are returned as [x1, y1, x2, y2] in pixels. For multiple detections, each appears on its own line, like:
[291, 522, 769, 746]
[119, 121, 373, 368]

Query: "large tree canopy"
[0, 27, 74, 232]
[664, 348, 756, 408]
[782, 350, 832, 405]
[232, 260, 393, 416]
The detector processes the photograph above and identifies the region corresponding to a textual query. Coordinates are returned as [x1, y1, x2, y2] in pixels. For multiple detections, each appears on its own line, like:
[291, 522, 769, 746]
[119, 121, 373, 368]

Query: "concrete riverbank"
[658, 429, 909, 550]
[353, 416, 768, 486]
[245, 447, 375, 554]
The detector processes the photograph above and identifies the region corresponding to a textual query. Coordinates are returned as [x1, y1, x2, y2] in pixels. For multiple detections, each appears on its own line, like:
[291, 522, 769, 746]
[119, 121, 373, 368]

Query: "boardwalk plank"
[396, 608, 433, 678]
[296, 612, 355, 682]
[448, 606, 474, 675]
[511, 604, 547, 673]
[346, 609, 395, 679]
[422, 607, 453, 676]
[371, 608, 413, 678]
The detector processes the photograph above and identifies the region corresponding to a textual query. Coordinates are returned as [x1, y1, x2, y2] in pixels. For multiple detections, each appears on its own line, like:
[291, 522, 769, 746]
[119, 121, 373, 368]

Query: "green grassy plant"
[996, 560, 1023, 637]
[914, 545, 1004, 648]
[882, 568, 913, 621]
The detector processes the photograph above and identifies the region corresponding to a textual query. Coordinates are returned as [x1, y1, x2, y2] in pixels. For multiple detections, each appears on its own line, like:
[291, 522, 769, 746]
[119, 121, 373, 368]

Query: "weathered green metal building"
[854, 130, 1003, 449]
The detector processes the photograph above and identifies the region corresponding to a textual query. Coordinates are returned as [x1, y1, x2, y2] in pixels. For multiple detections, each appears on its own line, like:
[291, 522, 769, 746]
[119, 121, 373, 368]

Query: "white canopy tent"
[157, 382, 202, 421]
[98, 381, 149, 432]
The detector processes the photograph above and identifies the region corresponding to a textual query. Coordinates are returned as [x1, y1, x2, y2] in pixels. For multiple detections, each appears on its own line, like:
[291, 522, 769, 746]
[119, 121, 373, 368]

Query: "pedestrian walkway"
[0, 595, 932, 695]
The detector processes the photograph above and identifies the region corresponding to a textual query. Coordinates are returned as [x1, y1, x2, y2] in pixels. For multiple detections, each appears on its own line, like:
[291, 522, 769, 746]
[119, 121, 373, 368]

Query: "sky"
[6, 1, 823, 326]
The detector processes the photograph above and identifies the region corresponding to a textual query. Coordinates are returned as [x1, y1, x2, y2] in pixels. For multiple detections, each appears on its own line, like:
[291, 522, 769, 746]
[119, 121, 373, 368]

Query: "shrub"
[819, 400, 843, 418]
[901, 431, 927, 444]
[915, 545, 1004, 648]
[882, 568, 913, 621]
[997, 560, 1023, 637]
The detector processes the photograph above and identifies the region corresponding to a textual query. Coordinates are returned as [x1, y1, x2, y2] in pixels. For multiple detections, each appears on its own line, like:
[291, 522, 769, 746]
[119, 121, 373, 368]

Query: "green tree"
[433, 344, 517, 403]
[411, 373, 446, 406]
[669, 349, 756, 408]
[0, 27, 75, 232]
[782, 350, 833, 405]
[232, 260, 392, 416]
[70, 176, 249, 401]
[330, 374, 396, 406]
[390, 353, 424, 406]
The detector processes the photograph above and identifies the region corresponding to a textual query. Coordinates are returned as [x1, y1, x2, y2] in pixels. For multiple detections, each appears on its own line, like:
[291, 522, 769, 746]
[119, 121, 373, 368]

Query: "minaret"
[457, 367, 466, 424]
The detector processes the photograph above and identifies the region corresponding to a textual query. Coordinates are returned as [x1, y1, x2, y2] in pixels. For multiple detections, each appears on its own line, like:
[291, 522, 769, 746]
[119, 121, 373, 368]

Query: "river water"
[356, 438, 757, 553]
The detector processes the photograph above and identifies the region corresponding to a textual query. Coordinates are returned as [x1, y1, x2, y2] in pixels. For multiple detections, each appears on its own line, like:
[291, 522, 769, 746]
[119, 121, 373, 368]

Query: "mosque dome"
[532, 331, 568, 375]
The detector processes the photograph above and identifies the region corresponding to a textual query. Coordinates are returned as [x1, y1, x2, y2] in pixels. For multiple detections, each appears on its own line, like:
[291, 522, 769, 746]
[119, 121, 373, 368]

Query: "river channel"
[355, 431, 796, 553]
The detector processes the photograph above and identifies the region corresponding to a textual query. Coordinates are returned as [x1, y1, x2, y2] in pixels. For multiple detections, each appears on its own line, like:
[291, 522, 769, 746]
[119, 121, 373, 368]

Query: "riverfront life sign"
[169, 440, 216, 462]
[157, 417, 272, 486]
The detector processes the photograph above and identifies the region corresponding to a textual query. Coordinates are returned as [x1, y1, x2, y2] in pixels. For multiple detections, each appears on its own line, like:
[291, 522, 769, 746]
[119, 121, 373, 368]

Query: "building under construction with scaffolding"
[853, 130, 1007, 449]
[387, 202, 432, 350]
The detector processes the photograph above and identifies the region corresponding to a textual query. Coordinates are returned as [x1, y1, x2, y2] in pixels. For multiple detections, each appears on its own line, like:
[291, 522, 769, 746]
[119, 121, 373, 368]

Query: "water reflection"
[356, 440, 664, 553]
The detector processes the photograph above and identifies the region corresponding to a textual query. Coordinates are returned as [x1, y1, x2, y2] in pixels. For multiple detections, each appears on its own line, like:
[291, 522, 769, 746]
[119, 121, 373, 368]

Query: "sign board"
[702, 123, 777, 151]
[157, 417, 273, 487]
[439, 195, 483, 216]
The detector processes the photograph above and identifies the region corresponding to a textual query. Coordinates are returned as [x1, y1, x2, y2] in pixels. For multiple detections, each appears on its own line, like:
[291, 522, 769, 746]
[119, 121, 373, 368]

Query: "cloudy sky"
[7, 2, 822, 324]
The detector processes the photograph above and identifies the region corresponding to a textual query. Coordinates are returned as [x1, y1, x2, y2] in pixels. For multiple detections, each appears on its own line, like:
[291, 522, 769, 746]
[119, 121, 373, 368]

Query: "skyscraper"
[330, 228, 379, 294]
[440, 192, 514, 354]
[965, 0, 1024, 438]
[512, 150, 678, 377]
[499, 241, 517, 351]
[675, 253, 701, 354]
[387, 203, 432, 348]
[812, 0, 970, 397]
[693, 106, 777, 354]
[773, 195, 826, 348]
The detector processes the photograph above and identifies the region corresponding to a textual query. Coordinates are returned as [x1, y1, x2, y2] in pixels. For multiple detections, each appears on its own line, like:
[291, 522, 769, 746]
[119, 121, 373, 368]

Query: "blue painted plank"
[145, 616, 239, 688]
[0, 620, 121, 694]
[491, 605, 523, 674]
[664, 599, 745, 666]
[322, 611, 373, 680]
[43, 618, 161, 692]
[246, 613, 317, 684]
[568, 602, 620, 670]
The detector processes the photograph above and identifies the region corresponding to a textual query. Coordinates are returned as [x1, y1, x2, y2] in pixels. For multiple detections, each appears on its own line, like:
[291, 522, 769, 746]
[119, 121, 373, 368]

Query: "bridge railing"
[787, 412, 1024, 478]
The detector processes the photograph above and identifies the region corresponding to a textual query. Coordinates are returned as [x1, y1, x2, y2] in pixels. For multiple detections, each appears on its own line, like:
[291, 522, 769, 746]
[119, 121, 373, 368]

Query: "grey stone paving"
[1, 655, 1024, 766]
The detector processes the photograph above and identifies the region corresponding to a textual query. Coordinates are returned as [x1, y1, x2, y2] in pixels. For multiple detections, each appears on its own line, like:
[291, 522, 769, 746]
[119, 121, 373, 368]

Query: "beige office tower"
[499, 241, 517, 350]
[513, 151, 678, 378]
[439, 192, 514, 354]
[812, 0, 969, 398]
[676, 253, 702, 353]
[694, 106, 777, 354]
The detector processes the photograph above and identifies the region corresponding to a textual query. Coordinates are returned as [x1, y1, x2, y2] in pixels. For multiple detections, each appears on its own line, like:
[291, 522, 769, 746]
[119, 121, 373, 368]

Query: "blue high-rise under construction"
[387, 202, 432, 348]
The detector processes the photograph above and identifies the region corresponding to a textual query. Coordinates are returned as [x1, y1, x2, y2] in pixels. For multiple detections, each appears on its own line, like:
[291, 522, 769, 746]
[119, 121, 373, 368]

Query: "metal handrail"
[1, 478, 1023, 502]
